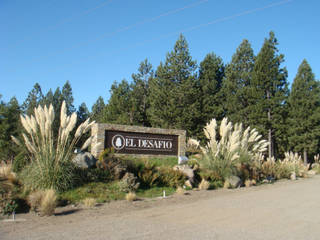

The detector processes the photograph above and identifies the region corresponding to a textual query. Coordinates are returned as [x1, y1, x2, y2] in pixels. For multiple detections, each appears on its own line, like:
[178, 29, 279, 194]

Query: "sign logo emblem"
[111, 134, 125, 150]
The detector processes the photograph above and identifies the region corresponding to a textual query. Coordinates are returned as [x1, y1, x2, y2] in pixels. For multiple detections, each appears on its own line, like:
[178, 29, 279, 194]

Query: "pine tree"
[103, 80, 134, 125]
[222, 39, 255, 126]
[0, 97, 21, 161]
[77, 102, 90, 124]
[22, 83, 44, 115]
[250, 31, 288, 158]
[198, 52, 224, 138]
[91, 96, 105, 122]
[131, 59, 153, 127]
[288, 59, 320, 163]
[61, 81, 75, 114]
[148, 34, 201, 136]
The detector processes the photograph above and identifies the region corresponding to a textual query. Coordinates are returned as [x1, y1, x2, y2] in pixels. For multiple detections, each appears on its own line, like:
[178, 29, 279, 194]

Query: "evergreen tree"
[103, 80, 134, 124]
[222, 39, 255, 126]
[198, 53, 224, 133]
[131, 59, 153, 126]
[288, 59, 320, 163]
[77, 102, 90, 124]
[91, 96, 105, 122]
[250, 31, 288, 158]
[22, 83, 44, 115]
[0, 97, 21, 161]
[61, 81, 75, 114]
[148, 34, 201, 136]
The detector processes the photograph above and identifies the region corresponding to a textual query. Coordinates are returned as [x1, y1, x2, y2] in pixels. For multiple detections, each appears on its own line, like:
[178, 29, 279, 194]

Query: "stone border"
[91, 123, 186, 158]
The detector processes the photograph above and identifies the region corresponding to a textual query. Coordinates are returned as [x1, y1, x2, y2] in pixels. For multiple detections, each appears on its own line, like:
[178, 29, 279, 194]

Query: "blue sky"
[1, 0, 319, 109]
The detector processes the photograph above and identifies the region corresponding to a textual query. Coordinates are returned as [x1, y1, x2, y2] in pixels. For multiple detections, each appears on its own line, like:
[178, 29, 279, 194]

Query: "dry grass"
[82, 198, 96, 208]
[198, 179, 210, 190]
[0, 162, 16, 183]
[223, 180, 230, 189]
[176, 186, 186, 195]
[245, 179, 252, 187]
[125, 192, 137, 202]
[39, 189, 57, 216]
[28, 190, 45, 211]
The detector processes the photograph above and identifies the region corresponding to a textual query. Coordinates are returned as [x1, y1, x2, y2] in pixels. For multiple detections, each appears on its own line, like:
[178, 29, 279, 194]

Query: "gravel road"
[2, 176, 320, 240]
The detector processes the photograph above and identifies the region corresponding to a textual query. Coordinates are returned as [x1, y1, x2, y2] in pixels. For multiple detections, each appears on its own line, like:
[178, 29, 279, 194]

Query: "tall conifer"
[288, 59, 320, 163]
[198, 53, 224, 137]
[148, 34, 201, 136]
[222, 39, 255, 126]
[250, 31, 288, 158]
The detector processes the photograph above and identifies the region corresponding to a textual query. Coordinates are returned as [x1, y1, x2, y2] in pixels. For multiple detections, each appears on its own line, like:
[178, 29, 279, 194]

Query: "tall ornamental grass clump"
[197, 118, 268, 180]
[13, 101, 99, 192]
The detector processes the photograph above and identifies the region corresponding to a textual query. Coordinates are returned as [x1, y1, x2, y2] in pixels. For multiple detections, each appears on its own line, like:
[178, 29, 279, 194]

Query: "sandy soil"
[1, 176, 320, 240]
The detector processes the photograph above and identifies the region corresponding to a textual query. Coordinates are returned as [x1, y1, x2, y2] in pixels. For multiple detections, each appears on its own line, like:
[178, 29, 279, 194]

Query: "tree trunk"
[304, 149, 308, 166]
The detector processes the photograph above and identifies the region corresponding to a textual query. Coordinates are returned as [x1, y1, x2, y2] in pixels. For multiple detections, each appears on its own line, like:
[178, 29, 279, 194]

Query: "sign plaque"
[91, 123, 186, 158]
[105, 130, 179, 155]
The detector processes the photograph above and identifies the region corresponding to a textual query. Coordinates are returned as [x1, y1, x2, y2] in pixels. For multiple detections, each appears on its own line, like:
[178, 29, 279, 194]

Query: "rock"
[119, 173, 140, 192]
[225, 176, 241, 188]
[178, 156, 188, 165]
[72, 152, 97, 169]
[290, 172, 296, 180]
[173, 164, 194, 184]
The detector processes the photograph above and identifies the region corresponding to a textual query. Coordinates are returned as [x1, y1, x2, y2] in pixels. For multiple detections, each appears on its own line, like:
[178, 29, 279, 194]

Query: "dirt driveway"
[2, 176, 320, 240]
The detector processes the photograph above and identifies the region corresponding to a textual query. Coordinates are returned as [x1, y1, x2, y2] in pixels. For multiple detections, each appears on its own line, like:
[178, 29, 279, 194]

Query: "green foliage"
[222, 39, 255, 126]
[130, 59, 153, 126]
[198, 53, 225, 139]
[59, 181, 126, 203]
[148, 34, 201, 136]
[249, 31, 289, 158]
[103, 80, 134, 125]
[12, 150, 29, 173]
[91, 96, 105, 122]
[22, 83, 44, 116]
[288, 59, 320, 162]
[0, 97, 22, 161]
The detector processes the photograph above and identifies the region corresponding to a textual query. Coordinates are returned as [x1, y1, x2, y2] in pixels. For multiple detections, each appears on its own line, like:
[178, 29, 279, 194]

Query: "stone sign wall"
[91, 123, 186, 158]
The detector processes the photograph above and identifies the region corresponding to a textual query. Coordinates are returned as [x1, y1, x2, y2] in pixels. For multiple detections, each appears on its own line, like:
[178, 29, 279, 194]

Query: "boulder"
[173, 164, 194, 184]
[72, 152, 97, 169]
[226, 175, 241, 188]
[119, 173, 140, 192]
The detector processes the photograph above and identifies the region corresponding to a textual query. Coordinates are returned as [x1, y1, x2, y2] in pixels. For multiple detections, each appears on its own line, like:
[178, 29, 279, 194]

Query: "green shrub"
[157, 167, 186, 187]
